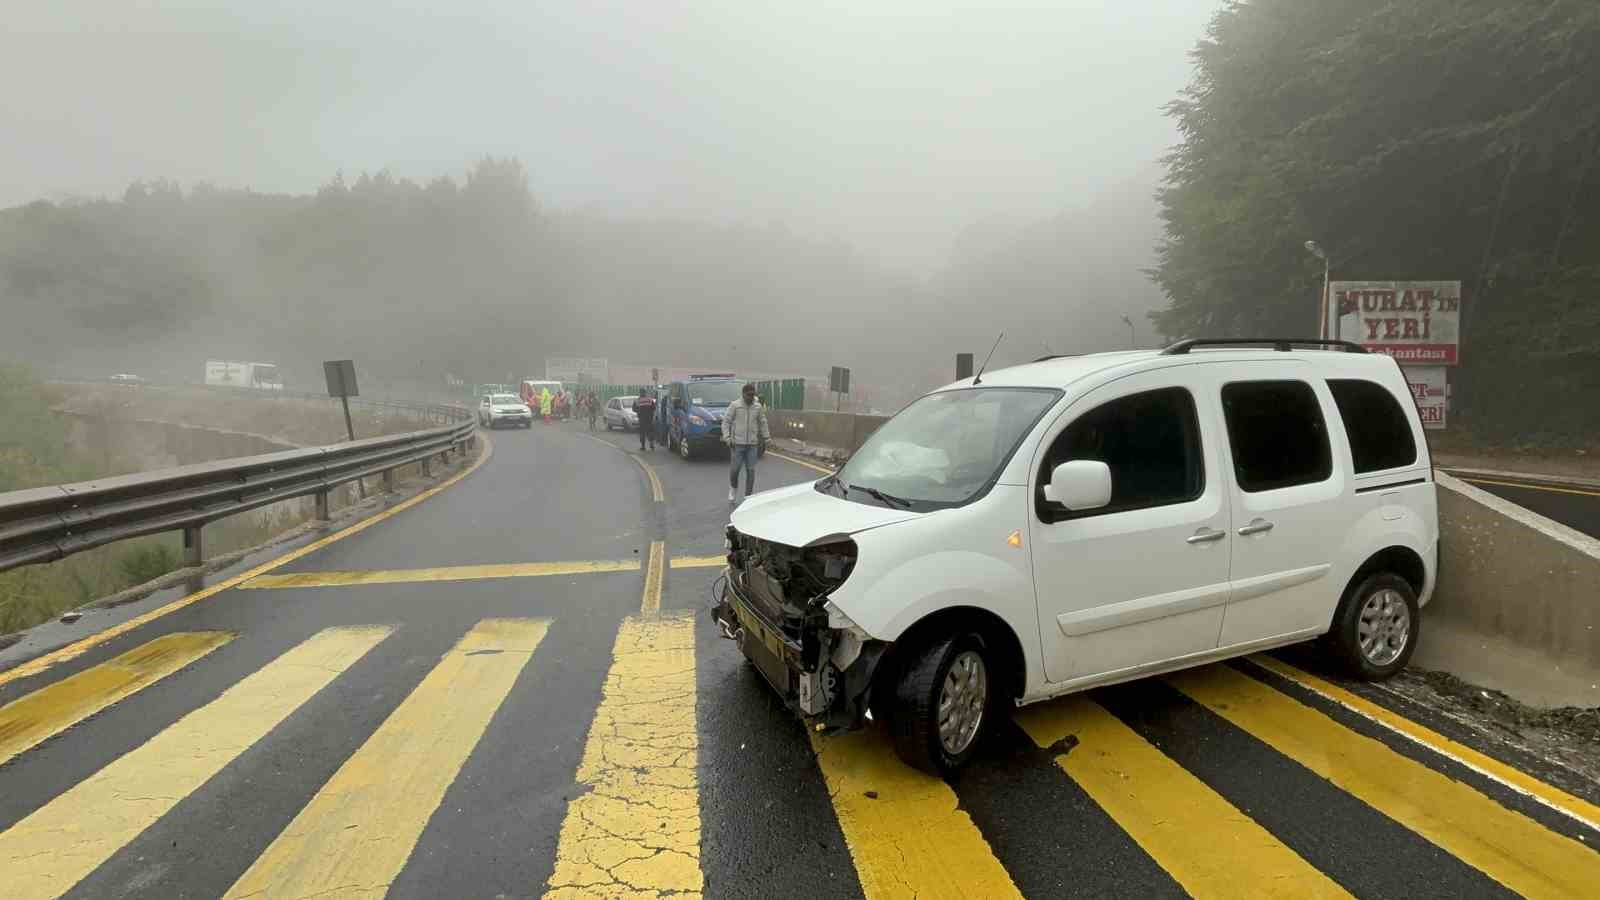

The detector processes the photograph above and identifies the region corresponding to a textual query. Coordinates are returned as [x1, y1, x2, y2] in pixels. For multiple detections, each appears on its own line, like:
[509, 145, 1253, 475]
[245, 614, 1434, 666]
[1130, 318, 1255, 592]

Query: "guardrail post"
[182, 525, 203, 568]
[382, 468, 395, 493]
[315, 489, 330, 521]
[421, 456, 432, 478]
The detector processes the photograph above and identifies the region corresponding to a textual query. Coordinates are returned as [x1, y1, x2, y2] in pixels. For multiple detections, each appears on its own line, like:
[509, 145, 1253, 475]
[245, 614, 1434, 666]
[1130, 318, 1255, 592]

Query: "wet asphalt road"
[1, 421, 1596, 899]
[1447, 471, 1600, 539]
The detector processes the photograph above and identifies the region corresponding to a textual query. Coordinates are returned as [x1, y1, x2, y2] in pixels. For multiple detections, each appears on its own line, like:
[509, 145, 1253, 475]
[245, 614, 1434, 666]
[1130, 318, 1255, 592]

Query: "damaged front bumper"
[711, 571, 887, 734]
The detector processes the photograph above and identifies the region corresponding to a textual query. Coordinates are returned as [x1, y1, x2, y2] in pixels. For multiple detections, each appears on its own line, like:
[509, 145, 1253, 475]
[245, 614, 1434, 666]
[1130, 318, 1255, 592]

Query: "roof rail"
[1160, 338, 1367, 355]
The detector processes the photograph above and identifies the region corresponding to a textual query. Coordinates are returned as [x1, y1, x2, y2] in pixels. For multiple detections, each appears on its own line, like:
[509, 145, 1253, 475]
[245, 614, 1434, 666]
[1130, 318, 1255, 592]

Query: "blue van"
[666, 374, 742, 459]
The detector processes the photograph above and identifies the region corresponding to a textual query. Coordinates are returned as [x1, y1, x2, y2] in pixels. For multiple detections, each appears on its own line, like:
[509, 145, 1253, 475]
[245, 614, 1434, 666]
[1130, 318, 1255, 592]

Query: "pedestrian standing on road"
[540, 388, 553, 424]
[633, 390, 658, 451]
[586, 392, 599, 431]
[722, 382, 769, 503]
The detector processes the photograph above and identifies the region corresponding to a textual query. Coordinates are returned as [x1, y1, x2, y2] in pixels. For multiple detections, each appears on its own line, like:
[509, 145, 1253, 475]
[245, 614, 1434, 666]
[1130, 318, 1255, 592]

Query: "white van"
[712, 339, 1438, 774]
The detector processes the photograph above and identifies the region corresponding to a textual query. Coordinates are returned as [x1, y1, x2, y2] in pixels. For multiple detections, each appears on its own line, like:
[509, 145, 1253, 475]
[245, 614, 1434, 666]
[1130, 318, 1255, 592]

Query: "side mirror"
[1042, 460, 1112, 511]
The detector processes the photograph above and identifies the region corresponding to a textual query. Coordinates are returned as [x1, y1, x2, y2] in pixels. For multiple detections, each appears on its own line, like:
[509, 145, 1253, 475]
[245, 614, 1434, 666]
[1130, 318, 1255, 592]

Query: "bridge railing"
[0, 401, 475, 575]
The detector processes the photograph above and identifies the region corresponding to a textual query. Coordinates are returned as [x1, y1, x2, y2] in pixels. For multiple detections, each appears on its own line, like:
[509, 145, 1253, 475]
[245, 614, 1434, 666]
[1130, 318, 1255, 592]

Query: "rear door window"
[1327, 379, 1418, 473]
[1221, 380, 1332, 492]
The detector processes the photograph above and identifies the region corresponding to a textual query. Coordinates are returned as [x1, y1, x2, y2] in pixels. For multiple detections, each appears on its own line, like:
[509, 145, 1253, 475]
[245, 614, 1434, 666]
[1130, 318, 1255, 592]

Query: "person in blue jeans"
[721, 383, 770, 503]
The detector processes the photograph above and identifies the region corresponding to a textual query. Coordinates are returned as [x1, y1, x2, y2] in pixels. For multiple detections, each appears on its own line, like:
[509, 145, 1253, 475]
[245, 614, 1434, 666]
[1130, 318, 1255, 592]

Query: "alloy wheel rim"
[1357, 588, 1411, 666]
[937, 650, 987, 755]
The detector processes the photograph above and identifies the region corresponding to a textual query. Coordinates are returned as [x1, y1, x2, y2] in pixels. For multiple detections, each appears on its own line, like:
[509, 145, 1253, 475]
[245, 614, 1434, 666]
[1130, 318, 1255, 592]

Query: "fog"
[3, 1, 1220, 409]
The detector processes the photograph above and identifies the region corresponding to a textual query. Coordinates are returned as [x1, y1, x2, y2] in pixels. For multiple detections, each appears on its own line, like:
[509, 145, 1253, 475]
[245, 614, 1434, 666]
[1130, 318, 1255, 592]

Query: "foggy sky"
[2, 1, 1218, 271]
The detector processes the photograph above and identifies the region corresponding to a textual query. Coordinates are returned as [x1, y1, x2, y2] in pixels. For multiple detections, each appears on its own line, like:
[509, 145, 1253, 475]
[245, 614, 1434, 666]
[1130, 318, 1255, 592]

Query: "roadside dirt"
[1383, 667, 1600, 786]
[1429, 431, 1600, 482]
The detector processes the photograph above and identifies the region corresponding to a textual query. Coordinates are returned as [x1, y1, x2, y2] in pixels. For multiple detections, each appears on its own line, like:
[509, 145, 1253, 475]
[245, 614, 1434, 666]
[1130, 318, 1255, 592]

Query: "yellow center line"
[225, 619, 549, 900]
[241, 559, 639, 590]
[0, 631, 234, 767]
[578, 431, 665, 502]
[811, 728, 1023, 900]
[0, 625, 393, 900]
[545, 613, 701, 898]
[1250, 655, 1600, 833]
[641, 541, 665, 615]
[1455, 476, 1600, 499]
[1169, 664, 1600, 899]
[0, 433, 493, 691]
[632, 452, 666, 502]
[668, 555, 726, 570]
[766, 449, 834, 475]
[1016, 695, 1349, 899]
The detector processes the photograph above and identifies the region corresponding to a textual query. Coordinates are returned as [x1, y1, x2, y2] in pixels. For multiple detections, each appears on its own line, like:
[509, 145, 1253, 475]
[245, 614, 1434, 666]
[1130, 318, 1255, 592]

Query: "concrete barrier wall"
[768, 410, 890, 454]
[1417, 472, 1600, 706]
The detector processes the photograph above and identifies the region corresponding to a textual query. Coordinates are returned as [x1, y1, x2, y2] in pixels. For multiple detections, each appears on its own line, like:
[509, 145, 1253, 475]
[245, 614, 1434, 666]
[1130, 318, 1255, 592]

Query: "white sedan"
[604, 396, 639, 431]
[480, 393, 533, 429]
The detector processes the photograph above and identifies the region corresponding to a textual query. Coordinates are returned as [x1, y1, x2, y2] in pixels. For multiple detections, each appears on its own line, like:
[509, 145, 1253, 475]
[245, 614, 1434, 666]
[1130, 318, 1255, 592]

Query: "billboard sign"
[1330, 281, 1461, 365]
[1403, 366, 1447, 430]
[545, 357, 609, 383]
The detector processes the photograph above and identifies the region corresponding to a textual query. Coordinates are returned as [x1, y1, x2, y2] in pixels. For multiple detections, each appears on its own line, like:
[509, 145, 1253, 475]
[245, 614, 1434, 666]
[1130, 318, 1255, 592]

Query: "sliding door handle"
[1238, 519, 1275, 536]
[1186, 528, 1226, 544]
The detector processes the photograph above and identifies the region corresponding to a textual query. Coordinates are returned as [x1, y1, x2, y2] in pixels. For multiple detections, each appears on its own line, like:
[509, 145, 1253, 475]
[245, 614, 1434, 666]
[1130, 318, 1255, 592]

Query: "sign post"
[324, 360, 363, 497]
[830, 366, 851, 413]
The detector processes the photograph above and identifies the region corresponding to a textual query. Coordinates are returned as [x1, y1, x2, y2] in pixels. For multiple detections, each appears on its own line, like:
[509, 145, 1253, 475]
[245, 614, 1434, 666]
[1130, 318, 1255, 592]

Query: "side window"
[1036, 387, 1205, 522]
[1221, 381, 1332, 492]
[1327, 379, 1418, 473]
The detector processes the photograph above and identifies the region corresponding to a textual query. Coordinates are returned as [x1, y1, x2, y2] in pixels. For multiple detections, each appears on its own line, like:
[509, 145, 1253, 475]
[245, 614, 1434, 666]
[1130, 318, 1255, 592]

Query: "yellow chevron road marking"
[0, 631, 234, 767]
[0, 626, 392, 900]
[1251, 655, 1600, 833]
[1172, 664, 1600, 899]
[811, 729, 1023, 900]
[224, 619, 549, 899]
[1017, 694, 1349, 899]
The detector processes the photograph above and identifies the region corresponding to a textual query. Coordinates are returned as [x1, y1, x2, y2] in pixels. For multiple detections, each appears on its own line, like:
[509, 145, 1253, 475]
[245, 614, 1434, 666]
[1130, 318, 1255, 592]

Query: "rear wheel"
[680, 436, 694, 460]
[1326, 572, 1419, 680]
[890, 633, 995, 776]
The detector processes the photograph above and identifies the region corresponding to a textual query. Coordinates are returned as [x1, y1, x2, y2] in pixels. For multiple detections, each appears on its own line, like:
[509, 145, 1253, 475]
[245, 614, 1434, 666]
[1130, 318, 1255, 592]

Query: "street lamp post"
[1121, 315, 1135, 349]
[1304, 241, 1332, 338]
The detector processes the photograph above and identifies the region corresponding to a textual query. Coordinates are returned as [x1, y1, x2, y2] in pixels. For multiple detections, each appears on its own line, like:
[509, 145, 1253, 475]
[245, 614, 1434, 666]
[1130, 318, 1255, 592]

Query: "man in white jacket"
[721, 383, 770, 502]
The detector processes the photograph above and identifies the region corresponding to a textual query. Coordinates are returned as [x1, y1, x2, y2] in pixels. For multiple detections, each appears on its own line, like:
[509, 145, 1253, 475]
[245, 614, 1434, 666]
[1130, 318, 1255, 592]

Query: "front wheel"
[1325, 572, 1419, 680]
[890, 633, 996, 776]
[679, 436, 694, 460]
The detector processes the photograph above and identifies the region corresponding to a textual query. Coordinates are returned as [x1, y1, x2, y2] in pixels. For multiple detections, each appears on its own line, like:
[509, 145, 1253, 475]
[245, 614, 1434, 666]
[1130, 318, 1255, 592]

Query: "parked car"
[605, 396, 639, 431]
[712, 339, 1438, 775]
[108, 373, 146, 386]
[480, 393, 533, 429]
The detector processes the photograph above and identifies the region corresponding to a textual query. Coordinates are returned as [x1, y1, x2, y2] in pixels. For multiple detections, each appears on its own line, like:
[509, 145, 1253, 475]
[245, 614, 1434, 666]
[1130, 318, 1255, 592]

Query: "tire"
[890, 633, 995, 776]
[679, 436, 694, 461]
[1325, 572, 1419, 680]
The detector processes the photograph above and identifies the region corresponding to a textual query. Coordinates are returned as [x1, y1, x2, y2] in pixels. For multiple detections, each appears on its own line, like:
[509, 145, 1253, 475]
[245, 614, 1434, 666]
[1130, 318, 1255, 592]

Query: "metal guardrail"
[0, 402, 476, 575]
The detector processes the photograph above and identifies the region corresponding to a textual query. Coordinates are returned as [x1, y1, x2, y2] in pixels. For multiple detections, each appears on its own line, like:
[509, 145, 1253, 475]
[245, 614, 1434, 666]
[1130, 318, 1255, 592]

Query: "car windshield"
[828, 388, 1060, 510]
[687, 382, 742, 407]
[491, 395, 520, 405]
[617, 396, 637, 406]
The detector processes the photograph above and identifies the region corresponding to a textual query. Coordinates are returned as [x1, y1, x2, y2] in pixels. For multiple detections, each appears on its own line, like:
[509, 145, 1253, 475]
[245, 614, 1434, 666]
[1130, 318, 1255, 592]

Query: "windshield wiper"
[849, 483, 912, 509]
